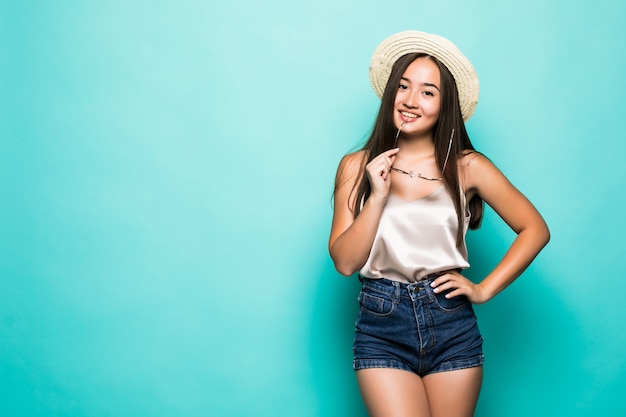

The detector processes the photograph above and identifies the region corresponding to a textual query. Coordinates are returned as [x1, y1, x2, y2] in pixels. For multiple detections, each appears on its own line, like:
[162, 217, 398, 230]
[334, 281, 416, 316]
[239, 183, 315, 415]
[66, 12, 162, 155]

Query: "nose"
[403, 91, 419, 109]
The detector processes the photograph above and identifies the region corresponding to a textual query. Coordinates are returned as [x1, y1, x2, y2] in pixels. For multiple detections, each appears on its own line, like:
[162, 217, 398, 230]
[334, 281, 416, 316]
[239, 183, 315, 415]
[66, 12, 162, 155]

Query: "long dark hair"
[349, 53, 484, 245]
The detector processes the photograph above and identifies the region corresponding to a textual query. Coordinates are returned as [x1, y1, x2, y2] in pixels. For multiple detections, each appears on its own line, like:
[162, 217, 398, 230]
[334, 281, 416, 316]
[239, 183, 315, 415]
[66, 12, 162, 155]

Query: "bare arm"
[329, 148, 399, 276]
[431, 153, 550, 303]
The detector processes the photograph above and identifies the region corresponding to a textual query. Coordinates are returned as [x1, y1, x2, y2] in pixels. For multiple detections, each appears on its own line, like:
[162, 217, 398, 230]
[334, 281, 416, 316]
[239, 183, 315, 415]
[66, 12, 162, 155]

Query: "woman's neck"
[396, 134, 435, 158]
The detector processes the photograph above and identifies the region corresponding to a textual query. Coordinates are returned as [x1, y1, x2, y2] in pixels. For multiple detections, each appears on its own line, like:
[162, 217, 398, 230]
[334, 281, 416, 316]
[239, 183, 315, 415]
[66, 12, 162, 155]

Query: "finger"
[372, 149, 399, 165]
[377, 159, 388, 175]
[369, 151, 398, 173]
[431, 270, 465, 286]
[431, 275, 465, 293]
[382, 147, 400, 157]
[430, 275, 450, 288]
[380, 162, 390, 178]
[431, 280, 455, 294]
[368, 160, 389, 175]
[438, 282, 470, 298]
[443, 288, 466, 299]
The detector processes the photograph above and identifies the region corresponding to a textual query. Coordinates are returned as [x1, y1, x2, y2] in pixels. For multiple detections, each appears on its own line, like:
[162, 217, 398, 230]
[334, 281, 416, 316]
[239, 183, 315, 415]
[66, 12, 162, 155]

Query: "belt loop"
[393, 280, 401, 302]
[421, 275, 433, 303]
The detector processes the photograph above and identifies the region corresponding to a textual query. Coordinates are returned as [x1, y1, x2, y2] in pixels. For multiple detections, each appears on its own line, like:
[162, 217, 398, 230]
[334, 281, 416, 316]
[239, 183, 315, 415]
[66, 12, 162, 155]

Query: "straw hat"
[369, 30, 479, 121]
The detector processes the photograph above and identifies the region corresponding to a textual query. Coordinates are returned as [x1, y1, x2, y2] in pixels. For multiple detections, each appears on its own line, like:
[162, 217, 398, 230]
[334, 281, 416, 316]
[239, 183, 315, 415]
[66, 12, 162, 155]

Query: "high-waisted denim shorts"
[353, 275, 484, 377]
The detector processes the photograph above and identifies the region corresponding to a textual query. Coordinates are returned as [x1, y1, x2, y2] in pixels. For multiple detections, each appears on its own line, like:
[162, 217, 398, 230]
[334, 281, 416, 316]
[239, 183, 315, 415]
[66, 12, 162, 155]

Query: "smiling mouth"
[400, 111, 419, 120]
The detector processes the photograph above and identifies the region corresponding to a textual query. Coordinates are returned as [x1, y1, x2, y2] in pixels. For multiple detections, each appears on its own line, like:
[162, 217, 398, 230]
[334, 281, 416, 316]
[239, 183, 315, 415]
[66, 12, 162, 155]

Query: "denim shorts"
[353, 276, 484, 377]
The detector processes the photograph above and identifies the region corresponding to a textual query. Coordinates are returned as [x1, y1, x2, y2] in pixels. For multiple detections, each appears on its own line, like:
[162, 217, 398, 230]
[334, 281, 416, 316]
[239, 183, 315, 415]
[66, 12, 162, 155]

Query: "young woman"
[329, 31, 550, 417]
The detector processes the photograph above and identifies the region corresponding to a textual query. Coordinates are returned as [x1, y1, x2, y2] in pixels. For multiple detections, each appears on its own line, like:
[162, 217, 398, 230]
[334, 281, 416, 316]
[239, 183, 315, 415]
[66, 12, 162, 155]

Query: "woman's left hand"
[430, 271, 489, 304]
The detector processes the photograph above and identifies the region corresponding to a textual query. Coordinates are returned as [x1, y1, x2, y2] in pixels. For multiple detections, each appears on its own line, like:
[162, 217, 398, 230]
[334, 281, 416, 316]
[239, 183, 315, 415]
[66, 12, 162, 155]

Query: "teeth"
[401, 111, 418, 118]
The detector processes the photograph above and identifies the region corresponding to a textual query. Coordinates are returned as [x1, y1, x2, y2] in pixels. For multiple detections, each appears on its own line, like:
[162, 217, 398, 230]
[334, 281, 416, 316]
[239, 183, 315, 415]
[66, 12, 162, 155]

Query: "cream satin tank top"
[359, 185, 470, 283]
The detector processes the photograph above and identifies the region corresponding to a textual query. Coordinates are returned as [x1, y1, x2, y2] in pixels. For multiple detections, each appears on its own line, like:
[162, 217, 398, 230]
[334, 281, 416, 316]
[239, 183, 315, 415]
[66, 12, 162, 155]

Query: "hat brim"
[369, 30, 479, 121]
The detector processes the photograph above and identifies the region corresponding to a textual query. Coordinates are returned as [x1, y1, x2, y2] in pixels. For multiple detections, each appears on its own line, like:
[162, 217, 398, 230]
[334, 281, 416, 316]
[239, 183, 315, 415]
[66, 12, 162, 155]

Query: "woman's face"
[393, 57, 441, 136]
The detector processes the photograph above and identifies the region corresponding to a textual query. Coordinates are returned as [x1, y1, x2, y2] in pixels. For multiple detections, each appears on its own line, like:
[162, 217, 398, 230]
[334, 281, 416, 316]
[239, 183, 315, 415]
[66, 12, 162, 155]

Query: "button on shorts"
[353, 276, 484, 377]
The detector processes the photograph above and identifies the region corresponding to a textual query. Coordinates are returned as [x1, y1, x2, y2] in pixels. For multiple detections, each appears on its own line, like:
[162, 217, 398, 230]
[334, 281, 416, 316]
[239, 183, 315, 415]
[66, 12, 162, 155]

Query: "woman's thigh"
[423, 366, 483, 417]
[356, 368, 431, 417]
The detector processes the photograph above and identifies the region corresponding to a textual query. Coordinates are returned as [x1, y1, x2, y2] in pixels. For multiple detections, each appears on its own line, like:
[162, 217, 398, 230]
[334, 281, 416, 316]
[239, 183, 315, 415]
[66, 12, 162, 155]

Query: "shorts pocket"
[432, 289, 470, 312]
[358, 289, 396, 316]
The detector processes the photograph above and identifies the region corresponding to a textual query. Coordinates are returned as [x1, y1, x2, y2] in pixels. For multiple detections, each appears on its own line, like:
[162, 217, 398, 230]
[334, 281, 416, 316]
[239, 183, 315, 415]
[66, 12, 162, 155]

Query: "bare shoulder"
[335, 150, 367, 186]
[338, 150, 367, 170]
[458, 150, 500, 192]
[330, 150, 368, 246]
[459, 150, 549, 240]
[458, 149, 488, 168]
[459, 149, 526, 212]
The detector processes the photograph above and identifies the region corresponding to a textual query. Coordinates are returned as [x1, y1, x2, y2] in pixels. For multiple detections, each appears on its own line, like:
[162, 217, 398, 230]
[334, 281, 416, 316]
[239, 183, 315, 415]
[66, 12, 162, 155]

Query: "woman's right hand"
[365, 148, 400, 201]
[329, 148, 398, 276]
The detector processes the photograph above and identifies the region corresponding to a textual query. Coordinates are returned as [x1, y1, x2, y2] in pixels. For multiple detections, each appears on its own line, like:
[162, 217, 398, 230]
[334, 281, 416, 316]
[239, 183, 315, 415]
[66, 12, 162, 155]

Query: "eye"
[398, 83, 408, 90]
[423, 90, 435, 97]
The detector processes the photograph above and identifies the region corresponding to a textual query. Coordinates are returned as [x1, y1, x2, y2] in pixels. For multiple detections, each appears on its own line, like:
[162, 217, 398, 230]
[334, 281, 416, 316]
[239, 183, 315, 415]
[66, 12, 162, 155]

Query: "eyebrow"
[400, 77, 440, 91]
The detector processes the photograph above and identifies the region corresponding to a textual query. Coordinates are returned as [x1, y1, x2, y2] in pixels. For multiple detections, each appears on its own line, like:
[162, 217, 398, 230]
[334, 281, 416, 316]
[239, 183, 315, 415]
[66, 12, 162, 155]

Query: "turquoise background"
[1, 0, 624, 416]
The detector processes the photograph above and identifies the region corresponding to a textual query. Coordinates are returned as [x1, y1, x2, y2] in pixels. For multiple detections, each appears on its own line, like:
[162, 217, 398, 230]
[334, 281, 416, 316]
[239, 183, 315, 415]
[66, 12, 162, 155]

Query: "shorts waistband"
[359, 269, 461, 286]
